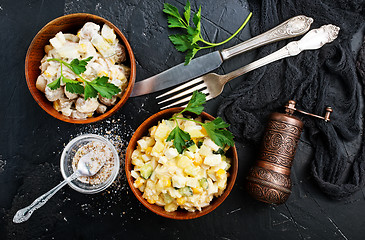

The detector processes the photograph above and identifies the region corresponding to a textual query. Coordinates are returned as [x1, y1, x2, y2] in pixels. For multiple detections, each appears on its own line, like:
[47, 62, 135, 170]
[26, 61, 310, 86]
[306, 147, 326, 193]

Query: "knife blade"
[131, 15, 313, 97]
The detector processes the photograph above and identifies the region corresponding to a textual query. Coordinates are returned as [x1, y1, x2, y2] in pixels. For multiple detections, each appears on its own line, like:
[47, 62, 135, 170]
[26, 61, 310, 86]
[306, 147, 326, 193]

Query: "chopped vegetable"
[179, 186, 193, 197]
[140, 164, 153, 180]
[199, 178, 208, 189]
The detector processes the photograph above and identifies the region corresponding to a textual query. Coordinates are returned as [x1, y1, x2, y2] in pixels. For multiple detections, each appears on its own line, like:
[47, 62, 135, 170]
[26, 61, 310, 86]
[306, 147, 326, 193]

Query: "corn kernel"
[216, 169, 226, 179]
[97, 70, 109, 77]
[134, 177, 145, 188]
[201, 127, 208, 136]
[145, 146, 153, 155]
[193, 154, 203, 166]
[165, 178, 171, 187]
[44, 71, 52, 79]
[192, 187, 203, 194]
[53, 100, 61, 111]
[147, 198, 156, 204]
[176, 197, 186, 205]
[87, 113, 93, 118]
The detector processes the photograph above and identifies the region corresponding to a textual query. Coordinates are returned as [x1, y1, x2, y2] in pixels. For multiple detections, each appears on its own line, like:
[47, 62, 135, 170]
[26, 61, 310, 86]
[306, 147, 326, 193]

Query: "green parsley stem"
[199, 12, 252, 47]
[47, 58, 88, 83]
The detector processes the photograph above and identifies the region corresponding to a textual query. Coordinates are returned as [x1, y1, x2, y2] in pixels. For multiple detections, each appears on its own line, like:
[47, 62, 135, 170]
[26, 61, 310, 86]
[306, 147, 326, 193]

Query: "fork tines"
[156, 77, 209, 109]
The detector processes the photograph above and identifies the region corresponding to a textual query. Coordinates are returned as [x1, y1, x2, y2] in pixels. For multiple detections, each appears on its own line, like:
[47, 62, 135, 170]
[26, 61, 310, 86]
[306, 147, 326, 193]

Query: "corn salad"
[131, 115, 231, 212]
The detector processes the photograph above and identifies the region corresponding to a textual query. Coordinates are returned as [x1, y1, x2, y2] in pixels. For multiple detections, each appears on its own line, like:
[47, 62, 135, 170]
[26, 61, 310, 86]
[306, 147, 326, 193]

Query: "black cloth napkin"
[218, 0, 365, 199]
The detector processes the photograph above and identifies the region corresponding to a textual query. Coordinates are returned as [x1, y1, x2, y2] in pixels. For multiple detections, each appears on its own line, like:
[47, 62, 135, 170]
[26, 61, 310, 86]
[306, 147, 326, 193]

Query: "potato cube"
[204, 154, 221, 166]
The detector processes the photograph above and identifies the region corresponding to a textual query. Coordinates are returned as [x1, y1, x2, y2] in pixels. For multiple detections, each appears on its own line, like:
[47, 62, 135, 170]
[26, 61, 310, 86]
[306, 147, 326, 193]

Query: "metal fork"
[157, 24, 340, 109]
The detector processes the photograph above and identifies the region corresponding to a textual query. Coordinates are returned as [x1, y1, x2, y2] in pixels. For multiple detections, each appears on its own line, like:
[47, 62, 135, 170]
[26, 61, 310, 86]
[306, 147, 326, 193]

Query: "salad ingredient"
[163, 0, 252, 65]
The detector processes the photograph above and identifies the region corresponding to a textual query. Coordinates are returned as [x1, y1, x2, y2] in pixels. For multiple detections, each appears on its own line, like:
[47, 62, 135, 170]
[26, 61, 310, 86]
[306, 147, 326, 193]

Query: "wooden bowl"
[25, 13, 136, 124]
[125, 108, 238, 220]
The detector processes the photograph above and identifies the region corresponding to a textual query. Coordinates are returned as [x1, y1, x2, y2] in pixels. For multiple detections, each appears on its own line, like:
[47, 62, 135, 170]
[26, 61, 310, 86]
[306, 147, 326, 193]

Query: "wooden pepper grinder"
[246, 100, 332, 204]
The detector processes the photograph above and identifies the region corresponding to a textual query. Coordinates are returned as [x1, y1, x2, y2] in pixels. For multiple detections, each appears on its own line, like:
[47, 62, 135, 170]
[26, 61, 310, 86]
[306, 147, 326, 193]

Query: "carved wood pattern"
[246, 166, 292, 204]
[261, 120, 302, 167]
[246, 182, 290, 205]
[248, 166, 292, 189]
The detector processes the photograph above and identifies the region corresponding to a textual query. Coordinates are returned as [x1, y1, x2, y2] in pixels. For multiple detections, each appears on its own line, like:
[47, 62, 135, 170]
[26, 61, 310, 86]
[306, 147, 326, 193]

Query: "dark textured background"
[0, 0, 365, 239]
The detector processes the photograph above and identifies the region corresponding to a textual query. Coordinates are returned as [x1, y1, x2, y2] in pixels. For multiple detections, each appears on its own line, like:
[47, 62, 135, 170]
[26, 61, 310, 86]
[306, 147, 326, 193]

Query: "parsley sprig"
[163, 0, 252, 65]
[167, 91, 234, 153]
[47, 57, 121, 100]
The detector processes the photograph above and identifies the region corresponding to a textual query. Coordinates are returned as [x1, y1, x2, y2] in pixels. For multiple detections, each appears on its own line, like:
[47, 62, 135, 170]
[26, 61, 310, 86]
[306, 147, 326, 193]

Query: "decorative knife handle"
[220, 15, 314, 60]
[223, 24, 340, 83]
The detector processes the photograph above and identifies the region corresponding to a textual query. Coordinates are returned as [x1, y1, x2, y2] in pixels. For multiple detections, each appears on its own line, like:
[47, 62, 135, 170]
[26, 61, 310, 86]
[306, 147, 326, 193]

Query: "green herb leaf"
[192, 6, 201, 32]
[65, 83, 84, 94]
[167, 126, 191, 154]
[203, 117, 234, 147]
[84, 82, 98, 100]
[47, 77, 61, 90]
[187, 26, 200, 44]
[89, 76, 121, 99]
[183, 0, 191, 25]
[163, 1, 252, 65]
[62, 77, 84, 94]
[213, 148, 225, 155]
[70, 56, 93, 75]
[163, 3, 182, 20]
[167, 16, 186, 28]
[184, 47, 199, 65]
[168, 34, 191, 52]
[62, 76, 79, 84]
[184, 90, 206, 114]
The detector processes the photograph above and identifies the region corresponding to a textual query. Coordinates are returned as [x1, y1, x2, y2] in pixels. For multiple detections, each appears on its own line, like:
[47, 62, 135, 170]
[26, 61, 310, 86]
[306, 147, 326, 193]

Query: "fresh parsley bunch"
[47, 57, 121, 100]
[167, 91, 234, 153]
[163, 0, 252, 65]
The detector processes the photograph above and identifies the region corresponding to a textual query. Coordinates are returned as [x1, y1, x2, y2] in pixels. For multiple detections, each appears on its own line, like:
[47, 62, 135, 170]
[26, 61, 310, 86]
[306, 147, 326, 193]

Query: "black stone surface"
[0, 0, 365, 239]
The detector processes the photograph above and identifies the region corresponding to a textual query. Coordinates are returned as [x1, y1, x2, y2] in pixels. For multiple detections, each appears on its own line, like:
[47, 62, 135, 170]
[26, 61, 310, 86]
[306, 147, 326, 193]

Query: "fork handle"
[221, 24, 340, 84]
[220, 15, 313, 61]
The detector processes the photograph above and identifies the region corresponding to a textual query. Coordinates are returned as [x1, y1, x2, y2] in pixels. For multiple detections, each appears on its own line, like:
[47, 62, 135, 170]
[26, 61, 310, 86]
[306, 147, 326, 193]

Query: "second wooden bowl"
[25, 13, 136, 124]
[125, 108, 238, 220]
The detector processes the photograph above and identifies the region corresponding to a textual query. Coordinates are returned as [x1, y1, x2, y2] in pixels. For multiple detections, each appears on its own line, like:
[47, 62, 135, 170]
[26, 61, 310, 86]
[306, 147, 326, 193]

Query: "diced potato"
[204, 154, 221, 167]
[131, 157, 144, 167]
[91, 33, 114, 57]
[151, 141, 165, 157]
[177, 156, 192, 169]
[164, 203, 178, 212]
[184, 165, 200, 177]
[101, 24, 116, 43]
[198, 145, 212, 157]
[131, 170, 139, 179]
[203, 138, 220, 151]
[158, 156, 168, 165]
[154, 121, 172, 140]
[171, 175, 186, 188]
[164, 147, 179, 159]
[141, 154, 151, 163]
[49, 32, 66, 49]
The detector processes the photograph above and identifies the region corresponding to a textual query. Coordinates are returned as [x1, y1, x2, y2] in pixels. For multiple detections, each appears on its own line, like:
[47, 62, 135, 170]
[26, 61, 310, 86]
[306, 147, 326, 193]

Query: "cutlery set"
[131, 15, 340, 110]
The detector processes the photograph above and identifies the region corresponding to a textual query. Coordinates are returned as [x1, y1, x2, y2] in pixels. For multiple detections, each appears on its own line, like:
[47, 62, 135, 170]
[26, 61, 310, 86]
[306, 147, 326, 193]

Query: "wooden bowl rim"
[125, 108, 238, 220]
[25, 13, 136, 124]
